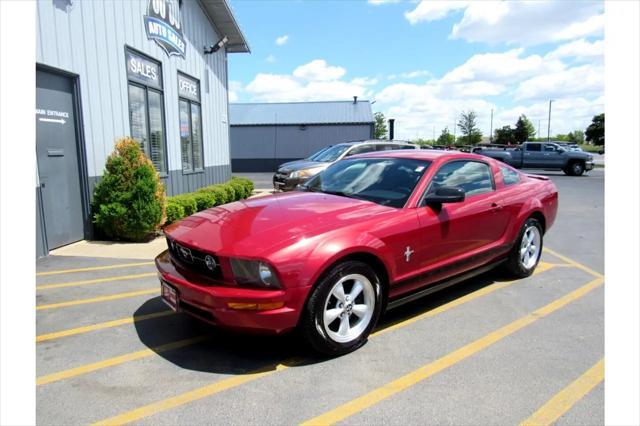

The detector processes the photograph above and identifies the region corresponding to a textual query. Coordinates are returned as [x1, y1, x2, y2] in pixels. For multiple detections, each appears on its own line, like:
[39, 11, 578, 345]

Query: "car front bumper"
[272, 173, 307, 191]
[155, 250, 309, 334]
[585, 161, 595, 171]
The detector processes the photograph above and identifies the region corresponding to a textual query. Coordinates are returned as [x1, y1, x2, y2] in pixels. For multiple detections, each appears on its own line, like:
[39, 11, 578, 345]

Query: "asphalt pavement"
[36, 168, 604, 425]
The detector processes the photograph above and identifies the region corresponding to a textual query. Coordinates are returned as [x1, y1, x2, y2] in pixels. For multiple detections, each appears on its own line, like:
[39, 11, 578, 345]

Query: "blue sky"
[227, 0, 604, 140]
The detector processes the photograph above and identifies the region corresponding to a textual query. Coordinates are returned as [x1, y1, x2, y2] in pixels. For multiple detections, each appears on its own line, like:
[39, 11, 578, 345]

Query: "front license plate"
[161, 281, 178, 311]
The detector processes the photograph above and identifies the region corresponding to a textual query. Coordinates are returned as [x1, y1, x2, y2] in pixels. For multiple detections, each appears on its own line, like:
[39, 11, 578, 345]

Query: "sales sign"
[126, 50, 163, 89]
[144, 0, 186, 58]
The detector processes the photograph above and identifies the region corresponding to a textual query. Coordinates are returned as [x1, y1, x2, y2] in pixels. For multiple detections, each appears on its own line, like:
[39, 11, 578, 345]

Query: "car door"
[542, 143, 565, 167]
[413, 159, 510, 281]
[523, 143, 544, 167]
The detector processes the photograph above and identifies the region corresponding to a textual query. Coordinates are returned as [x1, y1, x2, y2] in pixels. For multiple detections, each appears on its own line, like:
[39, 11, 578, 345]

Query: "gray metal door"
[36, 70, 84, 249]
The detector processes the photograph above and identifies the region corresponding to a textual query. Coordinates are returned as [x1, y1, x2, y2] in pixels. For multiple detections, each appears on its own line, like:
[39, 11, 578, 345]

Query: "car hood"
[164, 192, 394, 257]
[278, 160, 330, 173]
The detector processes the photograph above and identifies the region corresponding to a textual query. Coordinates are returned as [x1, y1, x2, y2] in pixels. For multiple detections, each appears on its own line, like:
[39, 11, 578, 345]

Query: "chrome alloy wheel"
[322, 274, 375, 343]
[520, 225, 541, 269]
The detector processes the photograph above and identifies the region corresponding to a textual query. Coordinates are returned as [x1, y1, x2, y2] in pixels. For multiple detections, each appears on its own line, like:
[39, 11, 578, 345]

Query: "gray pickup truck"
[477, 142, 595, 176]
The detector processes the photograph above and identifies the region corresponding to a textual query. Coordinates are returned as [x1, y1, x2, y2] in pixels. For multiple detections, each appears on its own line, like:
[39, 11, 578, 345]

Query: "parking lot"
[36, 168, 604, 425]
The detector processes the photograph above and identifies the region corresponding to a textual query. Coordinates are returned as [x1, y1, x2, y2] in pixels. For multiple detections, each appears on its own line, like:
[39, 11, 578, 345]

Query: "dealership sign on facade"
[144, 0, 186, 58]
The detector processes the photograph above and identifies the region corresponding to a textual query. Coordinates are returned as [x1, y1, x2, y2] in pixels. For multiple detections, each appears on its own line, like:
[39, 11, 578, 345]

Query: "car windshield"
[307, 146, 332, 161]
[308, 144, 351, 162]
[303, 158, 431, 208]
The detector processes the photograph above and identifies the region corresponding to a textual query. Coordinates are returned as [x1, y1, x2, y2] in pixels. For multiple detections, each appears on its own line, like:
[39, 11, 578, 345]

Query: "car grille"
[166, 238, 223, 280]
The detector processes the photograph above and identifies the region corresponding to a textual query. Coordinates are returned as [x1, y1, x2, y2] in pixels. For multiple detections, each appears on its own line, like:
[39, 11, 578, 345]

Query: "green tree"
[585, 113, 604, 145]
[494, 126, 515, 145]
[567, 130, 585, 145]
[513, 114, 536, 143]
[373, 112, 387, 139]
[437, 127, 455, 146]
[456, 110, 482, 145]
[413, 138, 436, 147]
[92, 137, 166, 241]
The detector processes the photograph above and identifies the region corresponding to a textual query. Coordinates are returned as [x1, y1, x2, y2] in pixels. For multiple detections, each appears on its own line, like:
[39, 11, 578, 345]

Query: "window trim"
[124, 46, 168, 177]
[177, 71, 204, 174]
[421, 159, 496, 204]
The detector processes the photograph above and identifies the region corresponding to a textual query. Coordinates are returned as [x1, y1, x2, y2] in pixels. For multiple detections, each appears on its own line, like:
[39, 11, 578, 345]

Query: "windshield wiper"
[320, 190, 366, 201]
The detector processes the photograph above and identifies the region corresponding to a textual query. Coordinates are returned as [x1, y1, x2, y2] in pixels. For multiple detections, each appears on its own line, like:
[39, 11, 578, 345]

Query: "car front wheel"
[504, 218, 543, 278]
[301, 260, 382, 356]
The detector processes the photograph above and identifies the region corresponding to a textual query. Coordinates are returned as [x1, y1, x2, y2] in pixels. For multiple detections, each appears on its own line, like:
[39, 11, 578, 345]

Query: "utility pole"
[432, 125, 435, 141]
[538, 120, 541, 139]
[490, 109, 494, 142]
[547, 99, 554, 142]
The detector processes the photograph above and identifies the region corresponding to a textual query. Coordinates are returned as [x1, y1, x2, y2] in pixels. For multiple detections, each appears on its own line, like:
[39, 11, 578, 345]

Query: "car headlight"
[290, 168, 322, 179]
[230, 258, 281, 289]
[588, 155, 593, 161]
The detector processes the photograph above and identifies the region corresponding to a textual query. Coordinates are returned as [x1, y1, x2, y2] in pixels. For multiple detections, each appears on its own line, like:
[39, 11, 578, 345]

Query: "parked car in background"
[478, 142, 594, 176]
[158, 150, 558, 355]
[273, 140, 418, 191]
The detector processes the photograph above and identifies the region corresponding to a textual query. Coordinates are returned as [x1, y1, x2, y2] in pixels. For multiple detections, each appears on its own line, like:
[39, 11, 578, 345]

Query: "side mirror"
[423, 186, 465, 206]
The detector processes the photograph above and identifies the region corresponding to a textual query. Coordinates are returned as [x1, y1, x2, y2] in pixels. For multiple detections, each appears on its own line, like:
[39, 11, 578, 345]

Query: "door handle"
[490, 202, 503, 212]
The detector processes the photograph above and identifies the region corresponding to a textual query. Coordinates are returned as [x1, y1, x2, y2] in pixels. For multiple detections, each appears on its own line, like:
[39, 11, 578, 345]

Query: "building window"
[125, 48, 167, 174]
[178, 72, 203, 172]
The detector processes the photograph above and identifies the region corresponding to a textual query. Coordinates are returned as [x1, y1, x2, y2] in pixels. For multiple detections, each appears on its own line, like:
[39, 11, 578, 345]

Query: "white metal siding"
[36, 0, 231, 178]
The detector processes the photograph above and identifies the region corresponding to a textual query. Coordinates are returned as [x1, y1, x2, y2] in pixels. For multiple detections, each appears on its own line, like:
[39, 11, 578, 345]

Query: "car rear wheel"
[301, 260, 382, 356]
[503, 218, 543, 278]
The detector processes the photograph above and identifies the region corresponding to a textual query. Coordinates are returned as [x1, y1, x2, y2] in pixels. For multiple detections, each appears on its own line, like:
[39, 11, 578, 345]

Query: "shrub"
[92, 137, 166, 241]
[170, 194, 197, 216]
[165, 200, 185, 224]
[163, 176, 255, 225]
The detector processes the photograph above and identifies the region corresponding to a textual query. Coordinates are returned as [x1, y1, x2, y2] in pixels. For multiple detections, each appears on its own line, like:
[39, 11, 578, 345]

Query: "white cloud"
[266, 54, 276, 63]
[367, 0, 401, 5]
[244, 60, 371, 102]
[406, 0, 604, 46]
[275, 35, 289, 46]
[228, 80, 243, 103]
[546, 38, 604, 60]
[405, 1, 469, 24]
[515, 64, 604, 101]
[400, 70, 432, 79]
[292, 59, 346, 82]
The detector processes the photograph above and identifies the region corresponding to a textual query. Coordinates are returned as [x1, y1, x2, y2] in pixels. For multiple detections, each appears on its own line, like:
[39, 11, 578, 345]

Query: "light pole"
[490, 108, 494, 142]
[547, 99, 554, 142]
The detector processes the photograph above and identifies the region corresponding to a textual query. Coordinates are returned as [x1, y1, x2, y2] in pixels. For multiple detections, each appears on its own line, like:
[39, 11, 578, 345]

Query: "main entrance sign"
[144, 0, 186, 58]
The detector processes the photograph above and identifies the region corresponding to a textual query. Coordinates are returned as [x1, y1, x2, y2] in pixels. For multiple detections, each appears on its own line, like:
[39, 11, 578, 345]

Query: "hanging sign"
[144, 0, 186, 58]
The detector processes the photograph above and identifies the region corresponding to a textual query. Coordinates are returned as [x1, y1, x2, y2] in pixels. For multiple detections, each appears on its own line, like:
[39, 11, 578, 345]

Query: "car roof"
[341, 140, 416, 146]
[350, 149, 489, 162]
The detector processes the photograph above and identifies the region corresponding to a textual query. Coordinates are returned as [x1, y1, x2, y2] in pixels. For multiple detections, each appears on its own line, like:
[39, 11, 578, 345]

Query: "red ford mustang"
[157, 150, 558, 355]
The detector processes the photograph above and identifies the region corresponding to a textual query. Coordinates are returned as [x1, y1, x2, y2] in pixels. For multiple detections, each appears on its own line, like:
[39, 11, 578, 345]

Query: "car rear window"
[500, 166, 521, 185]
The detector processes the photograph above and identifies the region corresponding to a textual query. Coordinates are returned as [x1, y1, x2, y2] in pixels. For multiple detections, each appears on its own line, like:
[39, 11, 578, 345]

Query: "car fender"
[510, 197, 546, 242]
[299, 231, 394, 291]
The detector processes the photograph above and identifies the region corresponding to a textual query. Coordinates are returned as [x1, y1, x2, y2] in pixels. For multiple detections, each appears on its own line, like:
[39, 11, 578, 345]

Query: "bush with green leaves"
[163, 176, 255, 225]
[92, 137, 166, 241]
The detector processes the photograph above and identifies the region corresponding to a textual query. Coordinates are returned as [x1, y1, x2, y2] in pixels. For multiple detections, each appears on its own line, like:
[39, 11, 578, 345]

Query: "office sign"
[178, 73, 200, 102]
[126, 50, 163, 89]
[144, 0, 186, 58]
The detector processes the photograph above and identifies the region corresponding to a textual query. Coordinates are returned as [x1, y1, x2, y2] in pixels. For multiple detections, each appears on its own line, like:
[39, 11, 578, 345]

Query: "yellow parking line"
[301, 276, 604, 425]
[37, 335, 207, 386]
[520, 358, 604, 426]
[91, 263, 560, 424]
[36, 310, 174, 343]
[36, 288, 158, 311]
[37, 272, 157, 291]
[36, 261, 154, 277]
[543, 247, 603, 279]
[92, 363, 295, 426]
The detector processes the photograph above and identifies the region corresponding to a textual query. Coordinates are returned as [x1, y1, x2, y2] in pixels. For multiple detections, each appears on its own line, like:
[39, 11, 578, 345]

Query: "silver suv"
[273, 140, 418, 191]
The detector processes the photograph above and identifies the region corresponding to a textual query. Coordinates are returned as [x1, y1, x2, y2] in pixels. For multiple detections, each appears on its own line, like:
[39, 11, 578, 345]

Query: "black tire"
[503, 218, 543, 278]
[300, 260, 383, 356]
[568, 161, 585, 176]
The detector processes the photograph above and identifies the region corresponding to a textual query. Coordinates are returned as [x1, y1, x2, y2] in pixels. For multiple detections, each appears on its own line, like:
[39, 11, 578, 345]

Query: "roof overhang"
[199, 0, 250, 53]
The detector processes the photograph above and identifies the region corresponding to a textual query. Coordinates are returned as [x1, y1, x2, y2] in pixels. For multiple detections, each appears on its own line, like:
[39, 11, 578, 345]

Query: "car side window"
[526, 143, 541, 152]
[500, 166, 520, 185]
[428, 160, 494, 197]
[345, 144, 375, 157]
[543, 144, 556, 152]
